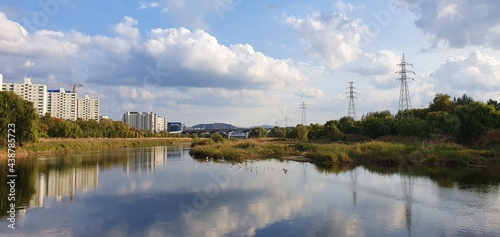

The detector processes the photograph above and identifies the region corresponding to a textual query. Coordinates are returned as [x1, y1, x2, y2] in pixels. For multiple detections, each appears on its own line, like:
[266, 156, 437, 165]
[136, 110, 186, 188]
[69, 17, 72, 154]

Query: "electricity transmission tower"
[299, 101, 308, 125]
[284, 115, 289, 127]
[396, 54, 415, 117]
[346, 81, 357, 120]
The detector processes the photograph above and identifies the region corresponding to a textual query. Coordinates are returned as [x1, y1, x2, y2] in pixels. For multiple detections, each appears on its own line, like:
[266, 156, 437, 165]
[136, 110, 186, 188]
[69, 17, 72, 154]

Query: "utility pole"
[346, 81, 357, 120]
[396, 54, 415, 117]
[299, 101, 308, 125]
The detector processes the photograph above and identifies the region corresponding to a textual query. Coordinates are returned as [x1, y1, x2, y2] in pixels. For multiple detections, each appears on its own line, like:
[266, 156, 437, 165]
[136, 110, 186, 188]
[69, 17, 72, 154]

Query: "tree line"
[254, 94, 500, 146]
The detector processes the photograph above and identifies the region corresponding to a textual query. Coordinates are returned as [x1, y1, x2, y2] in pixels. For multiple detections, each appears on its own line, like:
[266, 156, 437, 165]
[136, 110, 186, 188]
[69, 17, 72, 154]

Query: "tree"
[394, 117, 426, 137]
[307, 123, 324, 140]
[249, 127, 268, 138]
[426, 111, 460, 136]
[210, 132, 224, 142]
[48, 120, 83, 138]
[361, 117, 395, 138]
[324, 120, 342, 141]
[296, 124, 309, 141]
[0, 91, 39, 146]
[487, 99, 500, 111]
[454, 101, 499, 144]
[429, 93, 453, 113]
[453, 93, 474, 107]
[362, 110, 392, 120]
[337, 116, 361, 134]
[271, 126, 287, 139]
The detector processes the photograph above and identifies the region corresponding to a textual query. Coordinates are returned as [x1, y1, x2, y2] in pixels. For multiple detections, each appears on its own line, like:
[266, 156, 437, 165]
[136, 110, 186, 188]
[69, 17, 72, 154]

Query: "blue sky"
[1, 0, 500, 126]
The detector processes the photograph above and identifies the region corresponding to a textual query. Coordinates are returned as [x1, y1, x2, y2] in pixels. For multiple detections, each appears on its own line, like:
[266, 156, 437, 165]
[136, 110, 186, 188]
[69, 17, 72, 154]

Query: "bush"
[210, 132, 224, 143]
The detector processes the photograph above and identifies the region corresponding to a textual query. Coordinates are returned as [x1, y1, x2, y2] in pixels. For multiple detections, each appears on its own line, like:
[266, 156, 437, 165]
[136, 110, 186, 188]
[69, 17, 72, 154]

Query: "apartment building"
[122, 111, 167, 132]
[47, 88, 78, 121]
[77, 95, 100, 121]
[1, 76, 48, 116]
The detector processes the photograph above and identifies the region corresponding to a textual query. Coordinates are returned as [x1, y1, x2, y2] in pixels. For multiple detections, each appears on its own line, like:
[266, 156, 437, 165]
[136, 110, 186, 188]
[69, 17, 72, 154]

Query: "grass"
[190, 138, 500, 168]
[0, 137, 191, 158]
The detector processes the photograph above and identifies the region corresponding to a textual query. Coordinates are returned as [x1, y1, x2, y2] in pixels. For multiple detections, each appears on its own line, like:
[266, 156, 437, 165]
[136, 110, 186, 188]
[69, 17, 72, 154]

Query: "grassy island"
[189, 137, 499, 168]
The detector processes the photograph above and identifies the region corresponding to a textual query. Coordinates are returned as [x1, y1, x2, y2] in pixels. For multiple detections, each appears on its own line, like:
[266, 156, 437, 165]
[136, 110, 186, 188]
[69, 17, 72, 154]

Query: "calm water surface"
[0, 145, 499, 237]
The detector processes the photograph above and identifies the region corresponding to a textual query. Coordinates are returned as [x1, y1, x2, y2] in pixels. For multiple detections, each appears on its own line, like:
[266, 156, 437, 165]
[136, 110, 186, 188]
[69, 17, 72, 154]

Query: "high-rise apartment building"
[1, 77, 48, 116]
[47, 88, 78, 121]
[122, 112, 167, 132]
[77, 95, 100, 121]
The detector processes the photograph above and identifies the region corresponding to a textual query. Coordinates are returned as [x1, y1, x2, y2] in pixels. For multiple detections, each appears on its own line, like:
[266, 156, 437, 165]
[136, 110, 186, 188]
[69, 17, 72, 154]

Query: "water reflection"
[0, 146, 499, 237]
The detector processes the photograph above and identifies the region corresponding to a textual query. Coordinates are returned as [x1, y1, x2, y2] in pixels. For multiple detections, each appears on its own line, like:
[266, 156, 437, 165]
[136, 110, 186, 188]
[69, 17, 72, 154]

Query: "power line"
[396, 54, 415, 117]
[298, 101, 308, 125]
[346, 81, 357, 120]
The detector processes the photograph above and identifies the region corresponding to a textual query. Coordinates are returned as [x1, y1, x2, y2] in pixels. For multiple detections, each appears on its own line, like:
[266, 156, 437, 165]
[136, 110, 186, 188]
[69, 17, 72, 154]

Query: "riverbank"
[189, 138, 500, 167]
[0, 137, 191, 159]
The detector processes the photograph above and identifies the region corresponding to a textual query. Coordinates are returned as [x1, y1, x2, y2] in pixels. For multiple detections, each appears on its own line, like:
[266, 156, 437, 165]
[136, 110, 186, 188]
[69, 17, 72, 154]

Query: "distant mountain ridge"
[191, 123, 238, 130]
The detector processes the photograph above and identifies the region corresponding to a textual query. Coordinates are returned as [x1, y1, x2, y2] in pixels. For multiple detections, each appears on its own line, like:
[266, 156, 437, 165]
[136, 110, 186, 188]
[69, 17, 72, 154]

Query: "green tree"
[453, 93, 474, 107]
[210, 132, 224, 142]
[249, 127, 268, 138]
[361, 117, 395, 138]
[429, 93, 453, 113]
[487, 99, 500, 111]
[362, 110, 392, 120]
[307, 123, 324, 140]
[394, 117, 426, 137]
[271, 126, 287, 139]
[454, 101, 499, 144]
[48, 120, 83, 138]
[337, 116, 361, 134]
[426, 111, 460, 136]
[296, 124, 309, 141]
[324, 120, 342, 141]
[0, 91, 39, 146]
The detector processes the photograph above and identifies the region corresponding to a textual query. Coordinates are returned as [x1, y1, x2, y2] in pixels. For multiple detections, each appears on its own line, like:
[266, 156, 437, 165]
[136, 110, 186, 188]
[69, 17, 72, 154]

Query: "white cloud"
[351, 50, 402, 89]
[285, 12, 368, 70]
[398, 0, 500, 48]
[137, 1, 161, 10]
[296, 88, 324, 98]
[23, 60, 35, 68]
[0, 12, 309, 123]
[429, 50, 500, 99]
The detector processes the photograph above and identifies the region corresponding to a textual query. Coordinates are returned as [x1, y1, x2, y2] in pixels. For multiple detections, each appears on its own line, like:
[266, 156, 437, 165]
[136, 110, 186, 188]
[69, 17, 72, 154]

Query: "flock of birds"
[195, 157, 289, 174]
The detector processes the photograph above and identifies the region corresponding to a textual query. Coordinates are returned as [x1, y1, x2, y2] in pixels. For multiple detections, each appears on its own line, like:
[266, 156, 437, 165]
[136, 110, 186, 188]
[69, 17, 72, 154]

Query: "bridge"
[182, 127, 264, 139]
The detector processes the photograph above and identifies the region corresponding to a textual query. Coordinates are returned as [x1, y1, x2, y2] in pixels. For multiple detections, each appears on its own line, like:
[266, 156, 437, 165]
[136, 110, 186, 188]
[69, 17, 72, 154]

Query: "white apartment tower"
[78, 95, 100, 121]
[1, 77, 48, 116]
[47, 88, 78, 120]
[156, 115, 167, 132]
[123, 112, 168, 132]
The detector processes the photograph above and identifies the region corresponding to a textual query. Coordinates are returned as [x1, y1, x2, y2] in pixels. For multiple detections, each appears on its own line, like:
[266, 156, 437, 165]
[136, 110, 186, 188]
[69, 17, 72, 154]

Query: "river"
[0, 145, 499, 236]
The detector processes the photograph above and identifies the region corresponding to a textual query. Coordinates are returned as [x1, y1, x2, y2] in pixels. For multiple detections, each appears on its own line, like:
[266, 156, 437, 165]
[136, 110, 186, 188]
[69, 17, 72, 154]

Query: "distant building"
[77, 95, 100, 121]
[167, 122, 184, 133]
[122, 111, 168, 132]
[156, 115, 168, 132]
[1, 77, 48, 116]
[47, 88, 78, 120]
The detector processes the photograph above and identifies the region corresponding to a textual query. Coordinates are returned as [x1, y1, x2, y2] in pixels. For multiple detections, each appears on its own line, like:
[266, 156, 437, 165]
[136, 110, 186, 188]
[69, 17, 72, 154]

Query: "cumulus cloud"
[285, 12, 368, 70]
[398, 0, 500, 48]
[429, 50, 500, 99]
[0, 12, 309, 121]
[351, 50, 402, 89]
[296, 88, 324, 98]
[0, 12, 306, 90]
